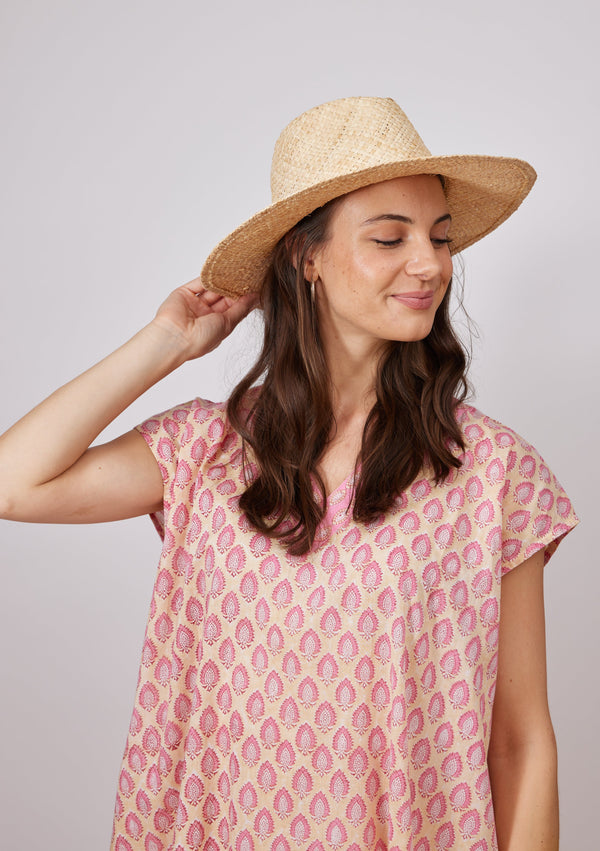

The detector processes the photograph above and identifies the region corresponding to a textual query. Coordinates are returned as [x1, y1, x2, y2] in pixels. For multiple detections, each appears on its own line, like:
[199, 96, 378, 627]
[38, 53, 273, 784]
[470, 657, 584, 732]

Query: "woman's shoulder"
[139, 397, 227, 431]
[135, 396, 239, 471]
[455, 402, 538, 456]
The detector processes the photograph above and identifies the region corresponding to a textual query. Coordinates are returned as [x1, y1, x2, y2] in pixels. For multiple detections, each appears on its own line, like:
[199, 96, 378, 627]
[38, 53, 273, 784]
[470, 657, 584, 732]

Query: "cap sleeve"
[499, 430, 579, 575]
[135, 398, 213, 540]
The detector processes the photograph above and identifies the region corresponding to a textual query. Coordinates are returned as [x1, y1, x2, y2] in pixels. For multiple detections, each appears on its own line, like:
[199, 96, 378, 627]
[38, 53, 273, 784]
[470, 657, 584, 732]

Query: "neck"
[322, 332, 387, 422]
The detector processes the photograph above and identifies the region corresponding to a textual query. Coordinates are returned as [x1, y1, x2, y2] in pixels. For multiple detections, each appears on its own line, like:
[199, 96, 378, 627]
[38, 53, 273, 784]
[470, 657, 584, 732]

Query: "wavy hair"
[227, 196, 469, 555]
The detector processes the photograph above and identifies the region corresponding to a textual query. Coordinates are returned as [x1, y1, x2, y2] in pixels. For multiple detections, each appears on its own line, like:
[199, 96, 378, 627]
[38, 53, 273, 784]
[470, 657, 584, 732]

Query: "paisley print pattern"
[110, 399, 578, 851]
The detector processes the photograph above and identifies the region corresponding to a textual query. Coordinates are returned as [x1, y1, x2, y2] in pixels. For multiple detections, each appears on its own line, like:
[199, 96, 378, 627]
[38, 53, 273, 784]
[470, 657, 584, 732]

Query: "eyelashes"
[373, 237, 453, 248]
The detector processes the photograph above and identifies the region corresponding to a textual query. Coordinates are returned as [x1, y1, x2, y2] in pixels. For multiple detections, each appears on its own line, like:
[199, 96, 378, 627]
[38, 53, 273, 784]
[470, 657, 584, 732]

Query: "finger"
[181, 279, 229, 310]
[223, 292, 260, 323]
[182, 277, 205, 294]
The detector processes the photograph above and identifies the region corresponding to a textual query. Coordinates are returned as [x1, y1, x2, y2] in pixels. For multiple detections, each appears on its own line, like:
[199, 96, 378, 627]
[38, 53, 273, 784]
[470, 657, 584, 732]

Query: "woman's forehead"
[331, 175, 449, 225]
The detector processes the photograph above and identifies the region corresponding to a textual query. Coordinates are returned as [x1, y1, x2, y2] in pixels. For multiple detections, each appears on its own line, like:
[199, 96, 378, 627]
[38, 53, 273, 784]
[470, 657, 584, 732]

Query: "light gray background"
[1, 1, 597, 848]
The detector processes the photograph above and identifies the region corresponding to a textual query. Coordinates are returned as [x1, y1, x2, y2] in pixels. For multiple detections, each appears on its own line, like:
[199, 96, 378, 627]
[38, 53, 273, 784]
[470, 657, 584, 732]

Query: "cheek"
[321, 249, 369, 299]
[443, 254, 453, 284]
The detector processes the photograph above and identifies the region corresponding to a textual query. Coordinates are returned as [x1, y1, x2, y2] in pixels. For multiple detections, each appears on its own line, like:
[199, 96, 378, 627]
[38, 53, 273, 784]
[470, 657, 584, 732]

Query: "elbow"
[0, 492, 17, 521]
[0, 484, 35, 522]
[488, 722, 558, 767]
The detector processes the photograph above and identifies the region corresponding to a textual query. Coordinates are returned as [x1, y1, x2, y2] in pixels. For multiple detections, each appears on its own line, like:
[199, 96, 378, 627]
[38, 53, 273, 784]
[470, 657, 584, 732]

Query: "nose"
[404, 239, 443, 281]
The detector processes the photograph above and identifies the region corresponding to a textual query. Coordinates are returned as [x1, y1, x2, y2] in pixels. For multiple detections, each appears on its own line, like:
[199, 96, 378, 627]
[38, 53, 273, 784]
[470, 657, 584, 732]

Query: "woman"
[0, 97, 578, 851]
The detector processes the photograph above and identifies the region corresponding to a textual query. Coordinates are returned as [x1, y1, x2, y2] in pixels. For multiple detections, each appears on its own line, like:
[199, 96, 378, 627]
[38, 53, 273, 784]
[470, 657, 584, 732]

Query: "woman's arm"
[0, 279, 257, 524]
[488, 548, 559, 850]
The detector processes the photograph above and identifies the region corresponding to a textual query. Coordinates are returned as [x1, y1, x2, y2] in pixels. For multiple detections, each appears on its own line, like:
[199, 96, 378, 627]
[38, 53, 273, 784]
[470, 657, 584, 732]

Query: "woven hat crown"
[271, 98, 431, 203]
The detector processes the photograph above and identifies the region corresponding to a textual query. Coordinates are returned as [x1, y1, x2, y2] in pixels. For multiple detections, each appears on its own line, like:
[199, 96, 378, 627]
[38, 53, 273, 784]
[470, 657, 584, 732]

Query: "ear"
[286, 233, 320, 282]
[303, 253, 316, 283]
[285, 232, 307, 277]
[304, 242, 327, 284]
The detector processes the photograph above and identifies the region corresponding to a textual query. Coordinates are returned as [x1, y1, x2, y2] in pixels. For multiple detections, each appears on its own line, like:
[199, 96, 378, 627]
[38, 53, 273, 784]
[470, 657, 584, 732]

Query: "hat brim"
[201, 155, 536, 297]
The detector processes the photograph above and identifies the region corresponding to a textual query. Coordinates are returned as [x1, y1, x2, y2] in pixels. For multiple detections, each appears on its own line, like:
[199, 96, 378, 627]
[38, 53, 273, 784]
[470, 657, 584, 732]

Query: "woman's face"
[310, 174, 453, 354]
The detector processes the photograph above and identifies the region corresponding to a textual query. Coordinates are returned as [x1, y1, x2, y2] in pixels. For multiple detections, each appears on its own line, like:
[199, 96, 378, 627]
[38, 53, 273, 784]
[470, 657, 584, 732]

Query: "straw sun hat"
[201, 97, 536, 297]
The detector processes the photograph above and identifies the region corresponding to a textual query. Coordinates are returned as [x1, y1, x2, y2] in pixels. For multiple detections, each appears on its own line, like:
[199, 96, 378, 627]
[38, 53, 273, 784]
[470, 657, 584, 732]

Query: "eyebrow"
[361, 213, 452, 226]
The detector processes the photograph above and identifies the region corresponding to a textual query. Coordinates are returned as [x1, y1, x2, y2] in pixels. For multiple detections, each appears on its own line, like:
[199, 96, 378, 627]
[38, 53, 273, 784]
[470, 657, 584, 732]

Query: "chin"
[390, 324, 435, 343]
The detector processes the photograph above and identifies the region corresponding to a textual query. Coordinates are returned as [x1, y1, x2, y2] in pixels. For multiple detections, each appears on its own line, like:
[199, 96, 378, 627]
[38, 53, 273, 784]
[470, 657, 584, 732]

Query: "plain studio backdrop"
[0, 1, 597, 848]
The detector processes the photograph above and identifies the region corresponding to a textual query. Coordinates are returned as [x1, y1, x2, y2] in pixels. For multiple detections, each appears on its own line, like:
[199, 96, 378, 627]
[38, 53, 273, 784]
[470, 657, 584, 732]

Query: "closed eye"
[373, 237, 453, 248]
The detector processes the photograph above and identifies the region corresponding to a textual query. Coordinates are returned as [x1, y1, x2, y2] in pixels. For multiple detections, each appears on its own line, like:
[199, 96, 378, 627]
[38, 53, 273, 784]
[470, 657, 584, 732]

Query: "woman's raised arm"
[0, 279, 257, 524]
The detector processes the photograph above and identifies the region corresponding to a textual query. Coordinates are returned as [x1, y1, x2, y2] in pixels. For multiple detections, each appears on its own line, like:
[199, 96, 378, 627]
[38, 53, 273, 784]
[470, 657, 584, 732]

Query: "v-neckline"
[319, 469, 358, 529]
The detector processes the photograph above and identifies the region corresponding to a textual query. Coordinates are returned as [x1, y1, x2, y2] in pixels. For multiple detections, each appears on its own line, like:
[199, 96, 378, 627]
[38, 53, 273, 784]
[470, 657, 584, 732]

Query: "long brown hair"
[227, 196, 469, 555]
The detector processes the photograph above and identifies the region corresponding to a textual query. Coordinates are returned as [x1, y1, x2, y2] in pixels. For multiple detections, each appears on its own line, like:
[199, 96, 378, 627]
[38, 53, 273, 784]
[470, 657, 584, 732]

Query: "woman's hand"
[152, 278, 259, 361]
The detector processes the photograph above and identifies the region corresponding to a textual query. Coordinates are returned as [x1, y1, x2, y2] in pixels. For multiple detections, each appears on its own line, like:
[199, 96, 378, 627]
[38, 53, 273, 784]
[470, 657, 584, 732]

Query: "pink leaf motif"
[427, 588, 447, 618]
[441, 751, 463, 782]
[240, 738, 261, 769]
[519, 454, 537, 478]
[458, 710, 479, 740]
[295, 563, 316, 590]
[421, 661, 436, 693]
[414, 633, 430, 665]
[501, 538, 522, 563]
[432, 618, 453, 648]
[315, 701, 337, 732]
[449, 781, 471, 811]
[295, 723, 316, 754]
[174, 460, 192, 488]
[357, 608, 379, 638]
[333, 727, 353, 759]
[260, 555, 280, 583]
[475, 437, 493, 463]
[335, 677, 357, 711]
[441, 552, 461, 580]
[440, 649, 461, 678]
[411, 478, 432, 500]
[307, 585, 325, 613]
[435, 821, 456, 851]
[411, 737, 430, 769]
[284, 605, 304, 635]
[347, 746, 368, 778]
[434, 721, 454, 753]
[449, 680, 470, 709]
[465, 635, 482, 667]
[533, 514, 552, 537]
[427, 791, 447, 823]
[399, 511, 420, 534]
[352, 704, 372, 735]
[351, 542, 372, 566]
[418, 766, 438, 798]
[386, 545, 409, 574]
[507, 509, 531, 533]
[371, 678, 391, 710]
[412, 534, 432, 560]
[471, 567, 492, 597]
[346, 793, 368, 825]
[422, 561, 441, 592]
[486, 458, 505, 485]
[514, 481, 535, 505]
[276, 741, 296, 772]
[253, 807, 274, 840]
[290, 813, 311, 841]
[316, 652, 338, 684]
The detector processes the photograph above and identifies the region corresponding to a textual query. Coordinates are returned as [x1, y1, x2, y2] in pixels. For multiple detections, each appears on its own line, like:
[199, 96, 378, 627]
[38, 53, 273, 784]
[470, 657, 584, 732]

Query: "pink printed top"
[111, 398, 578, 851]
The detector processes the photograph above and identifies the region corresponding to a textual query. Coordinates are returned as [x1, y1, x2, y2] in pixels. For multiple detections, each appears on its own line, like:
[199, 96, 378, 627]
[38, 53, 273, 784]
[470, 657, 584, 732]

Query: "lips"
[392, 290, 435, 310]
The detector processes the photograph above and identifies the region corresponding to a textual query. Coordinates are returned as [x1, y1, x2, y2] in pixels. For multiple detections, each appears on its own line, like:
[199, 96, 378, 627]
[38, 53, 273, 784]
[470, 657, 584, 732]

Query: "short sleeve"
[135, 398, 212, 540]
[499, 431, 579, 575]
